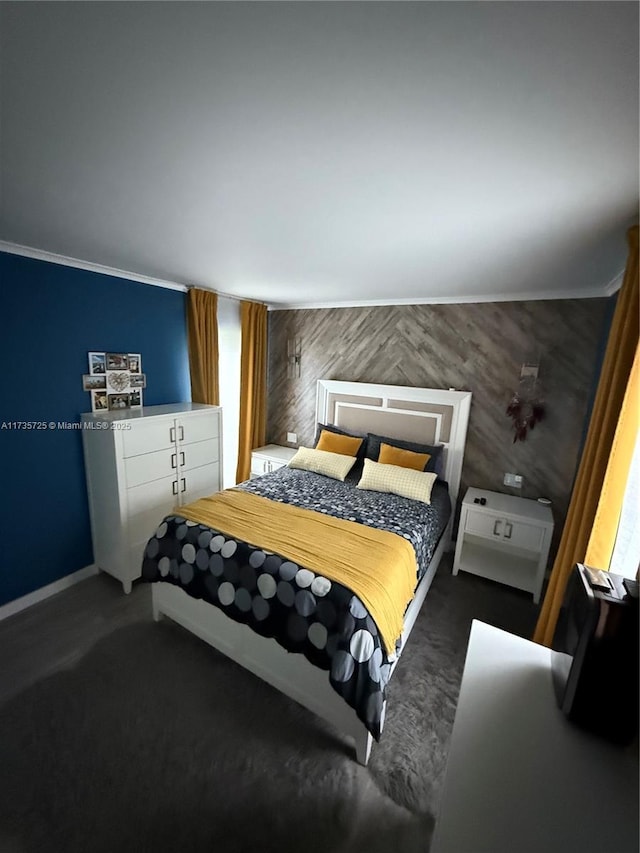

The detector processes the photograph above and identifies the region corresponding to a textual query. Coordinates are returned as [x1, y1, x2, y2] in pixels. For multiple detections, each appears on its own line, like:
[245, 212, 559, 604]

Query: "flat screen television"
[551, 564, 638, 746]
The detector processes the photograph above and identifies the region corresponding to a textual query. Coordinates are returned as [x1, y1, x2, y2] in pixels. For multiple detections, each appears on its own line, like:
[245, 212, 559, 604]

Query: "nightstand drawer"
[251, 445, 297, 477]
[251, 458, 288, 476]
[466, 510, 544, 552]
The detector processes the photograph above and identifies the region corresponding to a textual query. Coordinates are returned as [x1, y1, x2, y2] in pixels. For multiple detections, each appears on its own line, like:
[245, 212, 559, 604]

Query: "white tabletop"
[464, 486, 553, 525]
[253, 444, 297, 462]
[82, 402, 219, 421]
[432, 621, 639, 853]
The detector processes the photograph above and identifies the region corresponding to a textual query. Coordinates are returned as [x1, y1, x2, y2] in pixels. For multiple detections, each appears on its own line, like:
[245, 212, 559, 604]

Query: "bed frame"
[152, 380, 472, 764]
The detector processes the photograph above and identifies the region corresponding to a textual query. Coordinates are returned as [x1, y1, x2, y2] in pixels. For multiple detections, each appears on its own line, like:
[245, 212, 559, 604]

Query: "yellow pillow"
[378, 442, 431, 472]
[356, 459, 437, 504]
[316, 429, 364, 457]
[288, 447, 357, 481]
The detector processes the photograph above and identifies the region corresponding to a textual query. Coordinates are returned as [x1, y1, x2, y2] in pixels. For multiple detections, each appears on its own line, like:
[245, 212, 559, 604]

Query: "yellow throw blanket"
[176, 489, 417, 656]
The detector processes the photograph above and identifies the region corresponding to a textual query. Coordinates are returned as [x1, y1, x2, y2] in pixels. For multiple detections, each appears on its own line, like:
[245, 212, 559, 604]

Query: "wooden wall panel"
[267, 299, 610, 557]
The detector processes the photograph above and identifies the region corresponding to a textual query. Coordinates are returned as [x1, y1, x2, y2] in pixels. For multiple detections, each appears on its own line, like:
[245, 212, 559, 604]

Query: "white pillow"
[356, 458, 437, 504]
[288, 446, 356, 481]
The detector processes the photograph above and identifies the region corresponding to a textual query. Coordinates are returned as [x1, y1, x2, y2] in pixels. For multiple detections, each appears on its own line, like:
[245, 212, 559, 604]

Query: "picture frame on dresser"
[82, 374, 106, 391]
[91, 390, 108, 412]
[106, 352, 128, 370]
[128, 353, 141, 373]
[88, 352, 106, 375]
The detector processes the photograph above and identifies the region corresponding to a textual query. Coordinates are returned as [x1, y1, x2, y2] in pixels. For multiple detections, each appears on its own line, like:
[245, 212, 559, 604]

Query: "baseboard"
[0, 564, 99, 622]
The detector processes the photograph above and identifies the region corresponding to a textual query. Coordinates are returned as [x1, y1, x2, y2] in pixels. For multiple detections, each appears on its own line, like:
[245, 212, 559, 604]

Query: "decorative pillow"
[378, 442, 430, 472]
[366, 432, 444, 475]
[316, 429, 364, 457]
[356, 459, 437, 504]
[314, 422, 368, 460]
[288, 447, 357, 481]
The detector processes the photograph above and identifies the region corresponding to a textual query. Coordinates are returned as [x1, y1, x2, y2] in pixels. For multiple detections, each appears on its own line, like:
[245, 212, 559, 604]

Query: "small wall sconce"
[506, 363, 545, 442]
[287, 337, 301, 378]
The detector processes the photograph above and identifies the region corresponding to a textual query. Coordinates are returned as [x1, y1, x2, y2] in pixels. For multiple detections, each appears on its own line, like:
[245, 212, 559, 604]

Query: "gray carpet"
[0, 567, 537, 853]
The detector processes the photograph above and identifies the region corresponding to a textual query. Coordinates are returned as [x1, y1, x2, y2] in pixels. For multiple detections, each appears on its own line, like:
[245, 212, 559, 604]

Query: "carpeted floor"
[0, 566, 537, 853]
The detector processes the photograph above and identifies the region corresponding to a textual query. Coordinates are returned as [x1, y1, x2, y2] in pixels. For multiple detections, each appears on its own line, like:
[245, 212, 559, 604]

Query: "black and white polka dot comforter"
[141, 467, 451, 739]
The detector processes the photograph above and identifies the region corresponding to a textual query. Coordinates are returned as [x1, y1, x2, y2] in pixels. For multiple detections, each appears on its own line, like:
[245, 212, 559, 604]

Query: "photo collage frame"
[83, 352, 147, 412]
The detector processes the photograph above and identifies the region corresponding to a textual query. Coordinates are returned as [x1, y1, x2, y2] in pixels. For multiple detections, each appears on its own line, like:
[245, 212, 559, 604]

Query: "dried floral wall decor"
[506, 367, 544, 442]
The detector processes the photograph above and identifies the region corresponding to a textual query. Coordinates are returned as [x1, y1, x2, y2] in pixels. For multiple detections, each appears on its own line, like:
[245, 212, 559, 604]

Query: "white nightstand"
[453, 487, 554, 603]
[250, 444, 297, 478]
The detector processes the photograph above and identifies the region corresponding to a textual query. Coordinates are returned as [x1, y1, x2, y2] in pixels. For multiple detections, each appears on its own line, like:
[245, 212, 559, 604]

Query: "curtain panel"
[187, 288, 219, 406]
[236, 300, 267, 483]
[533, 226, 639, 646]
[585, 343, 639, 569]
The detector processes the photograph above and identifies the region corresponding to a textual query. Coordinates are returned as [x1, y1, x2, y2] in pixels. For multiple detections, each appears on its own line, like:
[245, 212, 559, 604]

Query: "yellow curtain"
[585, 343, 639, 567]
[236, 300, 267, 483]
[533, 225, 639, 646]
[187, 288, 219, 405]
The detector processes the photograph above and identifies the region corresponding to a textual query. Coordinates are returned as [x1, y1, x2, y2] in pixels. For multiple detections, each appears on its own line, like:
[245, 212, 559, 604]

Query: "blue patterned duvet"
[142, 467, 451, 738]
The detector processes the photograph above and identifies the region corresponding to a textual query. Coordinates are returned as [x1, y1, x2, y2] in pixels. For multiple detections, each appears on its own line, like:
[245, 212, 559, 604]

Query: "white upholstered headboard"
[316, 380, 472, 506]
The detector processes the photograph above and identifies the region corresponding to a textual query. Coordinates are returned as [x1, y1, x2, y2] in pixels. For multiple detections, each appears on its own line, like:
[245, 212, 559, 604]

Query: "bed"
[142, 380, 471, 764]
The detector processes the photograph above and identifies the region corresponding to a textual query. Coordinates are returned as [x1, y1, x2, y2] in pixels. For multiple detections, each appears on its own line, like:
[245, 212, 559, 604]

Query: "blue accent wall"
[0, 251, 191, 606]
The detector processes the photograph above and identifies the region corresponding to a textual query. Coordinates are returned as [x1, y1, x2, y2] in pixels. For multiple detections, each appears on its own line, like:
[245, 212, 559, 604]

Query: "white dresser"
[82, 403, 222, 593]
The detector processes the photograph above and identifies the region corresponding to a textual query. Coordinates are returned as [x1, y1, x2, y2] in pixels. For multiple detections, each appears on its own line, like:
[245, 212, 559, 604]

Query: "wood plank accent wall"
[267, 299, 610, 557]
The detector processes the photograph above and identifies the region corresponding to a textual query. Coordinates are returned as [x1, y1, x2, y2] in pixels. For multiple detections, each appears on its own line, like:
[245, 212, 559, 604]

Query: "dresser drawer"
[179, 413, 219, 446]
[182, 439, 219, 471]
[126, 474, 178, 543]
[125, 447, 177, 488]
[122, 418, 175, 457]
[182, 462, 220, 504]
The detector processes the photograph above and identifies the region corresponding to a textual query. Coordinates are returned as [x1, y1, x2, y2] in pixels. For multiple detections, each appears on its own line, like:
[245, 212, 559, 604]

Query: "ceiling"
[1, 2, 638, 309]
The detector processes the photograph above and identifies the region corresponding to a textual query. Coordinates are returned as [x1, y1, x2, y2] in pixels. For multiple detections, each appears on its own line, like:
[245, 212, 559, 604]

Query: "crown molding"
[268, 286, 611, 311]
[0, 240, 267, 304]
[0, 240, 189, 292]
[1, 240, 619, 309]
[602, 268, 625, 297]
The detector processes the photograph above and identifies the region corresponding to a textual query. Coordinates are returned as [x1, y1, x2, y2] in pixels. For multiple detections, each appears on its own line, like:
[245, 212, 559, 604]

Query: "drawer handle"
[180, 451, 185, 466]
[181, 477, 186, 493]
[170, 426, 176, 443]
[172, 480, 178, 496]
[493, 519, 502, 536]
[504, 522, 513, 540]
[171, 453, 177, 469]
[179, 426, 184, 442]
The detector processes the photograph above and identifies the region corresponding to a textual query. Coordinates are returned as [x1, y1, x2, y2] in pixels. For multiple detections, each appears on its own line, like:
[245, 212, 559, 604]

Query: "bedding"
[378, 442, 431, 471]
[142, 466, 451, 739]
[366, 432, 444, 475]
[287, 446, 357, 481]
[174, 489, 416, 656]
[314, 422, 368, 460]
[357, 459, 438, 504]
[315, 429, 364, 457]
